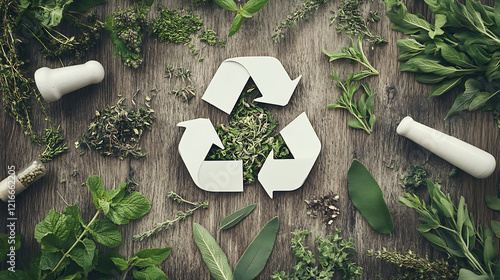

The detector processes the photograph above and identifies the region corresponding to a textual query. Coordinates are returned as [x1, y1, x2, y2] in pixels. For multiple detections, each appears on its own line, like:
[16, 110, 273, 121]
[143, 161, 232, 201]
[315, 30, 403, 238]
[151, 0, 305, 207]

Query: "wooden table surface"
[1, 0, 499, 279]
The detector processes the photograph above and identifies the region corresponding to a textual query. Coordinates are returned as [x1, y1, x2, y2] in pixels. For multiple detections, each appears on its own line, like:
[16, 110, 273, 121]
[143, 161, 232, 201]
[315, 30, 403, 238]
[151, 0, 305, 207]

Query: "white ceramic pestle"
[397, 116, 496, 179]
[34, 60, 105, 102]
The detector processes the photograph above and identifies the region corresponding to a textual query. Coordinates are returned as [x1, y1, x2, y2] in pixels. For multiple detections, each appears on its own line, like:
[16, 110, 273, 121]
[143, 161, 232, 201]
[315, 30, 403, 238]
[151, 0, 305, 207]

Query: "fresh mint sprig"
[213, 0, 270, 37]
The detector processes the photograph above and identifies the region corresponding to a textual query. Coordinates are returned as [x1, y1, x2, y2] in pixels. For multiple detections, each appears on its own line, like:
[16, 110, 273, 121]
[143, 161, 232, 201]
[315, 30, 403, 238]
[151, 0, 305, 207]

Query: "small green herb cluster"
[331, 0, 387, 46]
[0, 175, 171, 279]
[133, 191, 208, 241]
[34, 126, 69, 162]
[213, 0, 270, 37]
[368, 248, 459, 280]
[77, 98, 156, 160]
[399, 165, 429, 193]
[271, 229, 363, 279]
[206, 85, 292, 183]
[324, 36, 379, 134]
[400, 180, 499, 279]
[105, 2, 150, 68]
[272, 0, 330, 44]
[385, 0, 500, 127]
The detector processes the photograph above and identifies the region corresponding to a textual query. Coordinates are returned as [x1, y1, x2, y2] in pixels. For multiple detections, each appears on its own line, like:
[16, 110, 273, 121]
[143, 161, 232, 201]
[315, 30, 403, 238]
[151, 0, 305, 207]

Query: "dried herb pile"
[77, 98, 155, 159]
[206, 85, 292, 184]
[305, 192, 340, 225]
[400, 165, 429, 193]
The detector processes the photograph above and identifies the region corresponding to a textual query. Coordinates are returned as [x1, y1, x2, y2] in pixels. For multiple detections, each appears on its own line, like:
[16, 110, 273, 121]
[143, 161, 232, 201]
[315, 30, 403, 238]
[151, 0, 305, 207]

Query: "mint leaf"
[40, 250, 70, 273]
[69, 238, 96, 274]
[88, 219, 122, 248]
[95, 251, 126, 275]
[229, 14, 244, 37]
[213, 0, 238, 11]
[242, 0, 269, 14]
[111, 257, 129, 271]
[64, 203, 85, 228]
[105, 191, 151, 225]
[35, 210, 77, 249]
[132, 247, 172, 268]
[87, 175, 104, 204]
[133, 266, 168, 280]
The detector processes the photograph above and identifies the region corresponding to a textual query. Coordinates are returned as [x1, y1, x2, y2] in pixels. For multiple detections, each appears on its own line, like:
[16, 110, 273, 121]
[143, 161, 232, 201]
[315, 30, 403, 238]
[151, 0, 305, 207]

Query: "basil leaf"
[229, 14, 244, 37]
[233, 217, 279, 280]
[213, 0, 238, 11]
[132, 247, 172, 268]
[88, 219, 122, 248]
[133, 266, 168, 280]
[193, 223, 233, 280]
[69, 238, 96, 274]
[242, 0, 269, 14]
[347, 159, 394, 234]
[219, 204, 256, 230]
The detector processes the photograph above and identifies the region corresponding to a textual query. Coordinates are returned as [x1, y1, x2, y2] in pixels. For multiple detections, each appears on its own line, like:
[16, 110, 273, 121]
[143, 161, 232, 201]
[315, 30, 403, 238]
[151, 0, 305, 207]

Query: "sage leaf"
[229, 14, 244, 37]
[440, 45, 475, 68]
[220, 204, 256, 230]
[396, 38, 425, 52]
[482, 227, 498, 263]
[415, 74, 446, 84]
[347, 159, 394, 234]
[445, 78, 481, 118]
[88, 219, 122, 248]
[485, 196, 500, 211]
[233, 217, 279, 280]
[429, 77, 463, 98]
[132, 247, 172, 268]
[429, 13, 446, 39]
[133, 266, 168, 280]
[491, 221, 500, 239]
[243, 0, 269, 14]
[193, 223, 233, 280]
[213, 0, 238, 11]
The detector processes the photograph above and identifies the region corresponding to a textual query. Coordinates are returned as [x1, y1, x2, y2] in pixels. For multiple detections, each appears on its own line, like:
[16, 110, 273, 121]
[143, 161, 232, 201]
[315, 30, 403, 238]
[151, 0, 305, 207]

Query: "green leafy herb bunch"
[213, 0, 270, 37]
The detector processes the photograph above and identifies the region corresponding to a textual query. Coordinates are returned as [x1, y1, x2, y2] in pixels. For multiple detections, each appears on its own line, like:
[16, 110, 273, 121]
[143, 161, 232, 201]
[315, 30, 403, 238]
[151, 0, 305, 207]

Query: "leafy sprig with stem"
[400, 180, 499, 279]
[213, 0, 270, 37]
[272, 0, 331, 44]
[133, 192, 209, 241]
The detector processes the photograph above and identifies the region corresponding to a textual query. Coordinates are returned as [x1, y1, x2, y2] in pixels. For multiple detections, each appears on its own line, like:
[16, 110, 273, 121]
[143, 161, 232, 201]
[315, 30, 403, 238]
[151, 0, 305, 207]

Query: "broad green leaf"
[68, 0, 106, 12]
[491, 221, 500, 238]
[445, 78, 482, 118]
[486, 196, 500, 211]
[458, 268, 490, 279]
[429, 77, 463, 98]
[396, 38, 425, 52]
[69, 238, 96, 274]
[193, 223, 233, 280]
[0, 270, 25, 280]
[35, 210, 76, 249]
[133, 266, 168, 280]
[228, 14, 244, 37]
[220, 204, 256, 230]
[429, 13, 446, 39]
[233, 217, 279, 280]
[421, 232, 446, 250]
[111, 257, 129, 271]
[483, 227, 498, 262]
[415, 74, 447, 84]
[64, 203, 84, 227]
[417, 224, 433, 233]
[103, 182, 127, 202]
[40, 250, 70, 273]
[348, 119, 365, 130]
[87, 175, 104, 201]
[95, 251, 126, 275]
[34, 0, 74, 28]
[469, 91, 495, 110]
[105, 192, 151, 225]
[132, 247, 172, 268]
[347, 160, 394, 234]
[239, 10, 252, 18]
[88, 219, 122, 248]
[398, 50, 422, 61]
[242, 0, 269, 14]
[440, 45, 475, 68]
[213, 0, 238, 11]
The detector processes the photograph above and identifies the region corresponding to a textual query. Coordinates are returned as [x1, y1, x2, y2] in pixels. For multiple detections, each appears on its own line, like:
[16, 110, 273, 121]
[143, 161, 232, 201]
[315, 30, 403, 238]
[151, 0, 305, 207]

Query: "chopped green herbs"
[152, 9, 203, 44]
[206, 84, 292, 183]
[133, 192, 208, 241]
[272, 0, 331, 44]
[199, 30, 227, 47]
[400, 165, 429, 193]
[271, 229, 363, 279]
[368, 249, 459, 279]
[105, 3, 149, 68]
[331, 0, 387, 46]
[77, 98, 155, 159]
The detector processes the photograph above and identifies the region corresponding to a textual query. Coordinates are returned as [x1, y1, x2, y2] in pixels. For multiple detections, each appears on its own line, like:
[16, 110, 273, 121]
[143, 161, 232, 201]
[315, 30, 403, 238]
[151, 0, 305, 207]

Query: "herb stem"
[51, 211, 100, 273]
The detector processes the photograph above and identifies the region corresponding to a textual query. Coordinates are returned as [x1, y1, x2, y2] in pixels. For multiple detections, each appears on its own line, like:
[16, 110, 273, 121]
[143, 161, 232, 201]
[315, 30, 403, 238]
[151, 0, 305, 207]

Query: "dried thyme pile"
[331, 0, 386, 46]
[206, 85, 292, 183]
[77, 98, 155, 159]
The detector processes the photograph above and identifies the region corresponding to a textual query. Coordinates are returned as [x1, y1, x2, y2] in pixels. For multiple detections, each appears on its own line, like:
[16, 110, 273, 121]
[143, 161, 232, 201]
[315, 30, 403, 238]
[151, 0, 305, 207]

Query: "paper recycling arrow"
[202, 57, 302, 114]
[258, 112, 321, 198]
[177, 119, 243, 192]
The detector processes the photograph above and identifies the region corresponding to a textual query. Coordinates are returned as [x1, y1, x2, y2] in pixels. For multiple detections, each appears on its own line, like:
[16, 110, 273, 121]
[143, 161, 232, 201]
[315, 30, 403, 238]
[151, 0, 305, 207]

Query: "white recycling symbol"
[177, 57, 321, 198]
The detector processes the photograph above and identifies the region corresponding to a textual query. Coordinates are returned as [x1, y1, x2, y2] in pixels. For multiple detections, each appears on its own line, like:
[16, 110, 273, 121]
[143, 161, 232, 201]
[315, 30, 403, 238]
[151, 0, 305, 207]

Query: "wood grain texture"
[1, 0, 499, 279]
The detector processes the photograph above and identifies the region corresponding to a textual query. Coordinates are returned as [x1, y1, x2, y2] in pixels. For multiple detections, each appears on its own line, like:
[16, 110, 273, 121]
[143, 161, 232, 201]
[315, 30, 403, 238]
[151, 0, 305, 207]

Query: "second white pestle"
[396, 116, 496, 179]
[34, 60, 105, 102]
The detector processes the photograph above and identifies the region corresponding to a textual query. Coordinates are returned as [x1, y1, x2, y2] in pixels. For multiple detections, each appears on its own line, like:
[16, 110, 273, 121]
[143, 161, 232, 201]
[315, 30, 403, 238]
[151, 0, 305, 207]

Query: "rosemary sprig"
[133, 192, 208, 241]
[273, 0, 330, 44]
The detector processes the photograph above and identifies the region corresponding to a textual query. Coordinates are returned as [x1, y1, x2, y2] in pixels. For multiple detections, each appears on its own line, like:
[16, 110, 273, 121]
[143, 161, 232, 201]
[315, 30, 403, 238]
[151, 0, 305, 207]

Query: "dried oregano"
[206, 84, 292, 183]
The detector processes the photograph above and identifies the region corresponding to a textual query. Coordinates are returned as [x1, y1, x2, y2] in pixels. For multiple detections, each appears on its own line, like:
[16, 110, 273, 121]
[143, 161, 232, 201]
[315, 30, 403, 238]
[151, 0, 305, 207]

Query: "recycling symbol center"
[177, 57, 321, 198]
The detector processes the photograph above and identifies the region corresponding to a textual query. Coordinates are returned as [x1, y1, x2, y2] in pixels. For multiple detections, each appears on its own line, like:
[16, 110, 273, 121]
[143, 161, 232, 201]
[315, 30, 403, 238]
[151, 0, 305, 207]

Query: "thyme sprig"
[273, 0, 331, 44]
[133, 192, 208, 241]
